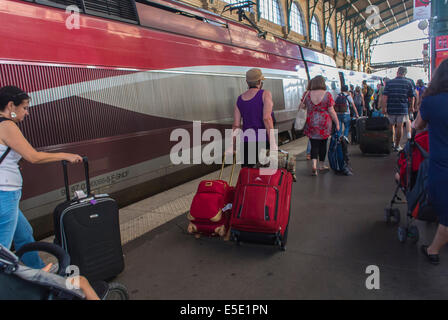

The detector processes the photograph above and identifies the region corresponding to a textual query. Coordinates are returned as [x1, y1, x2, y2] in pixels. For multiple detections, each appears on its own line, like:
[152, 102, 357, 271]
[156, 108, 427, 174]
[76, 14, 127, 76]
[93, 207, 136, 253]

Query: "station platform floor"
[42, 137, 448, 299]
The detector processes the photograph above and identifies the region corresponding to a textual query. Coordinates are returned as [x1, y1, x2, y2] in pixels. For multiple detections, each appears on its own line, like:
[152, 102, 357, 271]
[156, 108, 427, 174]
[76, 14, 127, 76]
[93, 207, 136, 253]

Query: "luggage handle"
[62, 156, 91, 201]
[218, 152, 237, 186]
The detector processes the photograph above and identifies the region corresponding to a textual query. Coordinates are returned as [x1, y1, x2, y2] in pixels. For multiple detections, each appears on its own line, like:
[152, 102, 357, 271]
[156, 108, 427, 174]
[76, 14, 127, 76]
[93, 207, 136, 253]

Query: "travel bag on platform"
[187, 154, 236, 238]
[328, 132, 352, 176]
[230, 168, 293, 250]
[53, 157, 124, 281]
[358, 117, 392, 155]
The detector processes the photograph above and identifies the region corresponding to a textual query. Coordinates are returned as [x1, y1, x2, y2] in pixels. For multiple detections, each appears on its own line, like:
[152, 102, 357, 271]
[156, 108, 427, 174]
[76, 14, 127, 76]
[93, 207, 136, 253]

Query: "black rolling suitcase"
[53, 157, 124, 281]
[358, 117, 392, 155]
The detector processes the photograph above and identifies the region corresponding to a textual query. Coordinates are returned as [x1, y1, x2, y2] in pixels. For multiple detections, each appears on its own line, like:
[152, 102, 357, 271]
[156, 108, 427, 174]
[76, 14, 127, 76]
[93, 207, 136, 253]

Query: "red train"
[0, 0, 380, 239]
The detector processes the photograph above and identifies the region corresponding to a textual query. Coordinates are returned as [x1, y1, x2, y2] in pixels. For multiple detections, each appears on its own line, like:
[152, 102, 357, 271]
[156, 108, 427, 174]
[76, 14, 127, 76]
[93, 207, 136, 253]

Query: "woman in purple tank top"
[232, 68, 276, 167]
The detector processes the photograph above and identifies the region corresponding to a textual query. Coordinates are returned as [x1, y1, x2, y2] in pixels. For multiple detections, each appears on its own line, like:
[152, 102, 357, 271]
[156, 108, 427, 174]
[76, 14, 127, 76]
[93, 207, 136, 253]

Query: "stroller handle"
[16, 242, 70, 276]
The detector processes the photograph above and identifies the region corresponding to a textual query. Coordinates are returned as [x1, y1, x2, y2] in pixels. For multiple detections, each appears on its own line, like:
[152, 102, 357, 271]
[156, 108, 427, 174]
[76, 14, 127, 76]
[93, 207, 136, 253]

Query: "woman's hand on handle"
[64, 153, 83, 164]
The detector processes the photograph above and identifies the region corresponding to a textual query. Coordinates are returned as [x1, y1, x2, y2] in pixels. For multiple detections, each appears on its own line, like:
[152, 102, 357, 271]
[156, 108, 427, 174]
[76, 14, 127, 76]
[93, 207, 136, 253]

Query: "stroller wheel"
[408, 225, 419, 243]
[398, 226, 407, 243]
[391, 208, 401, 223]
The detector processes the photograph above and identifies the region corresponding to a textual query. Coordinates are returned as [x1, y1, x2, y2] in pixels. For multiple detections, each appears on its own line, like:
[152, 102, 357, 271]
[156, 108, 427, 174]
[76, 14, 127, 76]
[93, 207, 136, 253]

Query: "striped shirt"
[383, 77, 416, 115]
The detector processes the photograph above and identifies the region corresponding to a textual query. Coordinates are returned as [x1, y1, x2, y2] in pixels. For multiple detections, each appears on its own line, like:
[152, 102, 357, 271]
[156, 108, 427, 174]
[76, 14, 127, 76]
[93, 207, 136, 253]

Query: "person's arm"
[414, 97, 428, 130]
[328, 106, 340, 132]
[298, 91, 308, 110]
[413, 112, 427, 130]
[327, 94, 339, 131]
[349, 97, 359, 117]
[1, 122, 82, 164]
[228, 103, 241, 155]
[381, 95, 388, 114]
[262, 90, 277, 151]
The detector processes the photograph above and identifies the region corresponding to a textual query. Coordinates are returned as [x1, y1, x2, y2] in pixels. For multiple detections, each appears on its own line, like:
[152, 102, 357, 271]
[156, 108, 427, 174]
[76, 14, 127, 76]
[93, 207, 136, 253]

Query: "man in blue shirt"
[381, 67, 416, 151]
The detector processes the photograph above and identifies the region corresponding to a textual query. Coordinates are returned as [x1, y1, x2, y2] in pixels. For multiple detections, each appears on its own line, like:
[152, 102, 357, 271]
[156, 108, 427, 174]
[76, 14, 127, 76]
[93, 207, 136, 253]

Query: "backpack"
[334, 93, 349, 113]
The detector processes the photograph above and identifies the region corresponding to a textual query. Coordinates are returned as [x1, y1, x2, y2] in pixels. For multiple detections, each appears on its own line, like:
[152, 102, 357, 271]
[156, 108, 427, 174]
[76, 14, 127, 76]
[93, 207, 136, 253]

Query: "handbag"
[294, 91, 309, 131]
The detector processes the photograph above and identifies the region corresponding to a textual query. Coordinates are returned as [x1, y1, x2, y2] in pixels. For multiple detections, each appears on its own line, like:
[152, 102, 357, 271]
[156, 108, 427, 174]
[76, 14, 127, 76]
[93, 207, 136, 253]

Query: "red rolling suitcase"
[230, 168, 293, 250]
[187, 155, 236, 238]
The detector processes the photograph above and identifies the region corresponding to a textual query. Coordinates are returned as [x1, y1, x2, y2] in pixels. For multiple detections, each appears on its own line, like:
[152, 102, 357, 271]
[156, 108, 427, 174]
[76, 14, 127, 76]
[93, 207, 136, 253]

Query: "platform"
[105, 137, 447, 300]
[37, 137, 448, 300]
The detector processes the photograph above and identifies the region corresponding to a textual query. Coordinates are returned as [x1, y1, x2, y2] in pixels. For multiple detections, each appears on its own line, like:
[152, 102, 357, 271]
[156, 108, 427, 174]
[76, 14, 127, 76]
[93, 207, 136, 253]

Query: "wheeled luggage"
[358, 117, 392, 155]
[53, 157, 124, 281]
[187, 155, 236, 238]
[328, 132, 352, 176]
[230, 168, 293, 250]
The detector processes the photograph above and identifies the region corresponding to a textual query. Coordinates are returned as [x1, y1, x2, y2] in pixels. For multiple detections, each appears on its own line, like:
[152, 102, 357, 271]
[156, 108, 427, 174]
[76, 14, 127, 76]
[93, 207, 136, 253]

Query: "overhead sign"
[413, 0, 431, 20]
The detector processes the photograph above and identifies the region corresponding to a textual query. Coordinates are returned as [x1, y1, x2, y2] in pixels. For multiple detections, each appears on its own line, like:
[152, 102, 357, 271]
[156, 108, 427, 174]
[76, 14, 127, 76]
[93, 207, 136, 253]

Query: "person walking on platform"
[232, 68, 277, 167]
[353, 86, 365, 117]
[381, 67, 416, 152]
[362, 80, 374, 117]
[415, 79, 427, 119]
[334, 85, 359, 139]
[0, 86, 82, 269]
[299, 76, 339, 176]
[414, 59, 448, 265]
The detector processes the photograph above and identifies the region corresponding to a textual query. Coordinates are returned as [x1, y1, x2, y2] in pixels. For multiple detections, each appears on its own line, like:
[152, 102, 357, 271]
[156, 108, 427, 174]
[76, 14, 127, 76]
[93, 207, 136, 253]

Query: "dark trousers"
[309, 138, 328, 162]
[241, 140, 270, 168]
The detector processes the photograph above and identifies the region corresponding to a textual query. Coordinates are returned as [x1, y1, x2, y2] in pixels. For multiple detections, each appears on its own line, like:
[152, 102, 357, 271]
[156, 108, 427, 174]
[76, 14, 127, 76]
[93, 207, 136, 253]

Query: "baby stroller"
[384, 130, 437, 243]
[0, 242, 129, 300]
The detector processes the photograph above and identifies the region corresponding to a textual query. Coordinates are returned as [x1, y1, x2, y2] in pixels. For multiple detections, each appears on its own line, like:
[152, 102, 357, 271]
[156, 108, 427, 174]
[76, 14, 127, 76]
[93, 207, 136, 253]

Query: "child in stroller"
[0, 242, 129, 300]
[384, 129, 438, 243]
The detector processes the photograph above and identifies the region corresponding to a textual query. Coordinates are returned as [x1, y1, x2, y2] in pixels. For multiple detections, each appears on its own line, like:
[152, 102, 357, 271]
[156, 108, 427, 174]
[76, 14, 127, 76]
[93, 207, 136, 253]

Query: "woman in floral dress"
[300, 76, 339, 176]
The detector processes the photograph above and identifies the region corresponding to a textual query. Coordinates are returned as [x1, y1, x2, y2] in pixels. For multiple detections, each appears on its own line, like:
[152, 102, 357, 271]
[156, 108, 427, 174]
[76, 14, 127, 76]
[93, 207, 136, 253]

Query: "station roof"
[335, 0, 414, 40]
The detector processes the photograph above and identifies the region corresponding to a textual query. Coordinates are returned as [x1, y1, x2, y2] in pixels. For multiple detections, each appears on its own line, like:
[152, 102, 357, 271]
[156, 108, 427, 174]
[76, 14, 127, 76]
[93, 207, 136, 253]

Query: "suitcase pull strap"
[218, 153, 237, 186]
[62, 156, 91, 201]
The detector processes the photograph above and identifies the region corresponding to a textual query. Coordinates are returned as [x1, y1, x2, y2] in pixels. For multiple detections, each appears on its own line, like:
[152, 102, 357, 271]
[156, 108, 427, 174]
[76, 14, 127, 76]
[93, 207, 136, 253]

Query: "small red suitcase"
[230, 167, 293, 250]
[187, 155, 236, 237]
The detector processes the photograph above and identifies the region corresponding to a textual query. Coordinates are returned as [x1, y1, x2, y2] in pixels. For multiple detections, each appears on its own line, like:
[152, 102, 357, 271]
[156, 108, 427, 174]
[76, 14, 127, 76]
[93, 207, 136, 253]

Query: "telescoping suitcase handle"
[62, 156, 91, 201]
[218, 152, 236, 186]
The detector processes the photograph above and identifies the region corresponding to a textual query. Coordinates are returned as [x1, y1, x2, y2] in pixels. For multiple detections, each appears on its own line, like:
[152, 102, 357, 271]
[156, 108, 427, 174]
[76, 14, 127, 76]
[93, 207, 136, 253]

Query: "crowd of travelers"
[0, 60, 447, 300]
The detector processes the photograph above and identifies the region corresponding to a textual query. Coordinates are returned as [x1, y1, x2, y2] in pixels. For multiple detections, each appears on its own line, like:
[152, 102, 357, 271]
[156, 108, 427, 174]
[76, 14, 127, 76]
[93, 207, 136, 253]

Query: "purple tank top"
[237, 90, 267, 142]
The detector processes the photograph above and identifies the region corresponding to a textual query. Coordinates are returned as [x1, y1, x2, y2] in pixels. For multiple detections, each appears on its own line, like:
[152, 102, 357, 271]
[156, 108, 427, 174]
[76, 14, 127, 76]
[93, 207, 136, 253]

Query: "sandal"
[421, 245, 440, 265]
[306, 154, 311, 160]
[311, 168, 318, 176]
[319, 166, 330, 172]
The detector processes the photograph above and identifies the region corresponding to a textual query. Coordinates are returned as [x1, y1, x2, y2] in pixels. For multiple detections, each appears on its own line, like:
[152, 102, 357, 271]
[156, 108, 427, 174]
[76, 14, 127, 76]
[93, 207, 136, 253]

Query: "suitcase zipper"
[236, 184, 279, 221]
[278, 171, 284, 186]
